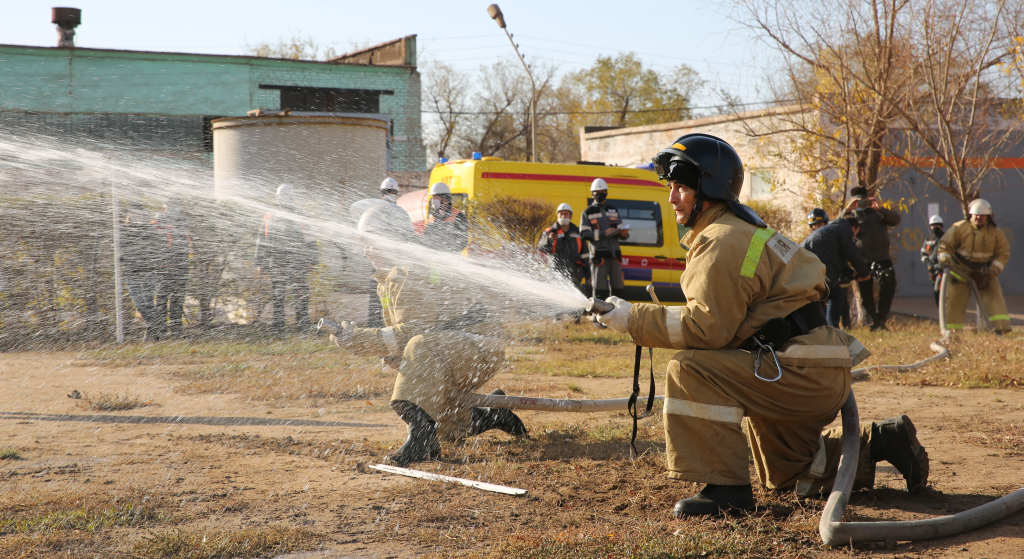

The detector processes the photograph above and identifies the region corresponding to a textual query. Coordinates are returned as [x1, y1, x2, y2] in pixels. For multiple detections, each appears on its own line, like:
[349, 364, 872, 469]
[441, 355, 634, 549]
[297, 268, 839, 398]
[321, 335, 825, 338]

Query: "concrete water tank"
[212, 114, 389, 219]
[212, 114, 389, 310]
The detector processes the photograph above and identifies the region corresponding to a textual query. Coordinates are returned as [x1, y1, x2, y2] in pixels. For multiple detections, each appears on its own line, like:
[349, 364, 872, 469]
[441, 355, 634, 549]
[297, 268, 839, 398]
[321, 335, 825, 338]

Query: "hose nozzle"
[317, 318, 341, 335]
[586, 297, 615, 315]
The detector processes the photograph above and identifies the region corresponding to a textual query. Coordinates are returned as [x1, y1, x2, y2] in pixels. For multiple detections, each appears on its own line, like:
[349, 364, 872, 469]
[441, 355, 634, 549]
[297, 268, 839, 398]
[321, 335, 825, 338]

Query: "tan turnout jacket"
[937, 219, 1010, 273]
[628, 203, 832, 352]
[345, 265, 499, 357]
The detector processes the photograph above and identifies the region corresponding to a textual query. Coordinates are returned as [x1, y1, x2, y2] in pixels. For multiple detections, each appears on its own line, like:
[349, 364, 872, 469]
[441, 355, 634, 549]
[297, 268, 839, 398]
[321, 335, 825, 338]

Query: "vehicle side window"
[589, 198, 664, 247]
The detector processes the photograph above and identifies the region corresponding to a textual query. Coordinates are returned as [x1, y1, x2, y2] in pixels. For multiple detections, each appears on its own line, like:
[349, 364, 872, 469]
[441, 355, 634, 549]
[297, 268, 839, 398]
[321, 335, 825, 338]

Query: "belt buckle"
[752, 337, 783, 382]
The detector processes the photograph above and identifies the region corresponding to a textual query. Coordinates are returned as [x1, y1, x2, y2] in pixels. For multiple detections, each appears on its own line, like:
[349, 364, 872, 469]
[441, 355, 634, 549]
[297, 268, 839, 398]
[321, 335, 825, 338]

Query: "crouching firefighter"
[597, 134, 929, 517]
[328, 202, 527, 467]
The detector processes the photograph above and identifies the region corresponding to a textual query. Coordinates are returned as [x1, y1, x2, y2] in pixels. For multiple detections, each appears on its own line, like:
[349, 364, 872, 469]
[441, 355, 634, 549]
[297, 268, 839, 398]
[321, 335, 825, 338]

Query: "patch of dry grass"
[126, 526, 322, 559]
[0, 493, 163, 558]
[944, 415, 1024, 456]
[69, 391, 153, 412]
[851, 317, 1024, 388]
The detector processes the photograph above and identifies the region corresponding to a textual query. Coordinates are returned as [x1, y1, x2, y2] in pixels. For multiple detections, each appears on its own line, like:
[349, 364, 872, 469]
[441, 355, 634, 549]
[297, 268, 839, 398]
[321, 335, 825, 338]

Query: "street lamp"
[487, 4, 537, 163]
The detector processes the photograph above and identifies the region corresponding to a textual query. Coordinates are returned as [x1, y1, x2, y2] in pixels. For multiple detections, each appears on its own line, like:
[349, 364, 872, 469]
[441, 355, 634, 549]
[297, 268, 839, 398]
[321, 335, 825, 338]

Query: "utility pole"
[487, 4, 537, 163]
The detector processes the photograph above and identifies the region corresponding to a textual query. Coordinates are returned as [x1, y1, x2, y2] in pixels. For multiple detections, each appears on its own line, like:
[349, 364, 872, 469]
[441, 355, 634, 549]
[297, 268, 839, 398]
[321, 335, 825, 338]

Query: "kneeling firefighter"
[329, 202, 527, 467]
[597, 134, 929, 516]
[937, 199, 1012, 333]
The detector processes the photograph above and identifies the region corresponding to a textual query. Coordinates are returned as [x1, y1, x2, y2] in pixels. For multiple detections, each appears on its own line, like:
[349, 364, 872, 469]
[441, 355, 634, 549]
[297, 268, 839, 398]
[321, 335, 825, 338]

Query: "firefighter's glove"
[937, 253, 952, 268]
[596, 296, 631, 334]
[990, 263, 1002, 277]
[329, 321, 353, 347]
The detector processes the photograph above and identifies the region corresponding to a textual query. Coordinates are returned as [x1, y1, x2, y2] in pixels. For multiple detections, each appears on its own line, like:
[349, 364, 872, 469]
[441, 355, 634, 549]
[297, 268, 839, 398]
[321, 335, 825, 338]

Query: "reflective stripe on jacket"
[938, 219, 1010, 272]
[579, 203, 624, 259]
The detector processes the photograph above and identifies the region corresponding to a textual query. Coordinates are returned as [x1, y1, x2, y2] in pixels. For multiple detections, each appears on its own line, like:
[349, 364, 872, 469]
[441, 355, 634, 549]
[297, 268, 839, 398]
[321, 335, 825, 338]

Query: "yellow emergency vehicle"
[398, 157, 688, 303]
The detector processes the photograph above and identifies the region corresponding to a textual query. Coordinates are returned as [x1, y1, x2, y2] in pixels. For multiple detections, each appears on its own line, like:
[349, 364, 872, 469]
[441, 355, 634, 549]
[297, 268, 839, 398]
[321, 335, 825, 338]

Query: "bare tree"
[736, 0, 1024, 215]
[735, 0, 917, 207]
[882, 0, 1024, 216]
[422, 62, 471, 161]
[244, 34, 338, 61]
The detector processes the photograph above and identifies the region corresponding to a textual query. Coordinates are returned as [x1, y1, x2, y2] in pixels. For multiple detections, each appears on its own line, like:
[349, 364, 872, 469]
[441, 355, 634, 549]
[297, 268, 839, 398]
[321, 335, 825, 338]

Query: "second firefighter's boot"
[870, 415, 929, 492]
[469, 389, 528, 437]
[673, 484, 756, 517]
[384, 400, 440, 467]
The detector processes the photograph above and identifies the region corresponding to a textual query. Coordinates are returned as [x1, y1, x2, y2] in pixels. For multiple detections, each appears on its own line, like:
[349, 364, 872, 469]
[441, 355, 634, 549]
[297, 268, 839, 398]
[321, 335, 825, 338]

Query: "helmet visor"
[653, 152, 702, 188]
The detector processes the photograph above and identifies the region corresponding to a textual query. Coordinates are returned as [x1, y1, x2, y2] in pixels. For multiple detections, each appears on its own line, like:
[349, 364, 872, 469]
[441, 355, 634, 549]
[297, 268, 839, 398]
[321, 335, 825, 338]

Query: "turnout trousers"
[391, 331, 506, 440]
[942, 271, 1011, 333]
[664, 328, 877, 494]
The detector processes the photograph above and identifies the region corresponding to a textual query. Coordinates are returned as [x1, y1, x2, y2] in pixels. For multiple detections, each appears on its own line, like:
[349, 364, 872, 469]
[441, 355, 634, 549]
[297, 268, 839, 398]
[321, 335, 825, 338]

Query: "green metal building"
[0, 36, 424, 171]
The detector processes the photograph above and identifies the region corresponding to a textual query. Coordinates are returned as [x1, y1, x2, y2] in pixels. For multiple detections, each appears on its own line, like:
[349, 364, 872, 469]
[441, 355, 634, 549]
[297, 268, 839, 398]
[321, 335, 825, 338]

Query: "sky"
[4, 1, 778, 110]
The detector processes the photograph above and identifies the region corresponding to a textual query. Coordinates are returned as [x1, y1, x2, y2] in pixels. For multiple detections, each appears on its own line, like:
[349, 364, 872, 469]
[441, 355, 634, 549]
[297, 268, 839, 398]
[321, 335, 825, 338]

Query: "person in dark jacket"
[537, 203, 588, 294]
[837, 187, 902, 331]
[152, 197, 191, 338]
[423, 182, 468, 253]
[801, 213, 871, 327]
[920, 215, 945, 306]
[256, 184, 318, 334]
[579, 179, 629, 300]
[121, 202, 165, 341]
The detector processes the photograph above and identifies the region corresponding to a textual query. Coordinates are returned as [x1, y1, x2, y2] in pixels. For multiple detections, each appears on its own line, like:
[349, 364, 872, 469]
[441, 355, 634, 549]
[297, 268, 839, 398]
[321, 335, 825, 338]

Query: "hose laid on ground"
[822, 269, 1024, 545]
[820, 391, 1024, 545]
[459, 392, 663, 413]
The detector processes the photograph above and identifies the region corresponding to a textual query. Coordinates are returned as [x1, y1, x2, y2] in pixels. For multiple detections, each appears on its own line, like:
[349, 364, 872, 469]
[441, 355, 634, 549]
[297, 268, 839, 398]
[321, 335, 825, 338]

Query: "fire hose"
[824, 268, 1024, 545]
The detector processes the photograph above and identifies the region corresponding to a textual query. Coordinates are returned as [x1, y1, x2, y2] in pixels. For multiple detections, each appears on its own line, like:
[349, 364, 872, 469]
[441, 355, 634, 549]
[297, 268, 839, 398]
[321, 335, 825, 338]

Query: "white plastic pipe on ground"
[459, 392, 663, 413]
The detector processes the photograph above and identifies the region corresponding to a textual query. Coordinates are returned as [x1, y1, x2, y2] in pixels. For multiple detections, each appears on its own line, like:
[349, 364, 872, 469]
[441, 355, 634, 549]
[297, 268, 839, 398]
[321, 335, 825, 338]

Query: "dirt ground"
[1, 346, 1023, 558]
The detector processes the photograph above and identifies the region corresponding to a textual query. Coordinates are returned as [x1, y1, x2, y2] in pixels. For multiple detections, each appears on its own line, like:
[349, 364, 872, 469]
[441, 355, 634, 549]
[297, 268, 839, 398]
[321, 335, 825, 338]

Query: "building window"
[589, 199, 664, 247]
[748, 169, 773, 200]
[259, 85, 394, 113]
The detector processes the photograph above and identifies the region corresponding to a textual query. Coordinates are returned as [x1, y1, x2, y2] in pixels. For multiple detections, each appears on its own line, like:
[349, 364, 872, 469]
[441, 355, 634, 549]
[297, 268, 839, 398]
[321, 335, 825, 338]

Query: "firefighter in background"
[597, 133, 927, 517]
[367, 177, 410, 327]
[837, 187, 902, 331]
[121, 202, 164, 341]
[537, 203, 588, 295]
[329, 203, 526, 467]
[920, 215, 945, 306]
[937, 199, 1012, 334]
[152, 197, 191, 338]
[256, 184, 318, 334]
[380, 177, 401, 205]
[801, 211, 871, 328]
[579, 179, 629, 300]
[807, 208, 828, 231]
[423, 182, 469, 253]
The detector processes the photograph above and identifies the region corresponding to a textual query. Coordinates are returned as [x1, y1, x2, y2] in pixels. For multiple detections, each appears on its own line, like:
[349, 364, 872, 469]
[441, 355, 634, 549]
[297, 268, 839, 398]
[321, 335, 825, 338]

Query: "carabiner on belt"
[751, 336, 783, 382]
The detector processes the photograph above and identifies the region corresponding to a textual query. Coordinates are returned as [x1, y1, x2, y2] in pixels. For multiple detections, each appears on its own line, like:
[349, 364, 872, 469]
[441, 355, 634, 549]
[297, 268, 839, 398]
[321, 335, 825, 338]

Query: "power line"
[423, 100, 786, 116]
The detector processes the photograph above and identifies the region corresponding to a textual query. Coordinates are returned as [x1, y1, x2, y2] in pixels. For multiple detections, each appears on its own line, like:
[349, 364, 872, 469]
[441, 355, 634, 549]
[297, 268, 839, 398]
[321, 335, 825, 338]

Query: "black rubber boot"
[870, 415, 929, 492]
[673, 484, 756, 518]
[469, 389, 528, 437]
[384, 400, 440, 467]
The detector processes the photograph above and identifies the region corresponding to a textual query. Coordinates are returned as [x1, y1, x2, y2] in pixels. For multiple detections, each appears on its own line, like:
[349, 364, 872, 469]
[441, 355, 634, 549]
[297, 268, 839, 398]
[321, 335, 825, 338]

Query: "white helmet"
[968, 199, 992, 216]
[556, 203, 572, 214]
[380, 177, 399, 193]
[275, 183, 294, 205]
[429, 182, 451, 196]
[590, 178, 608, 192]
[929, 215, 944, 226]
